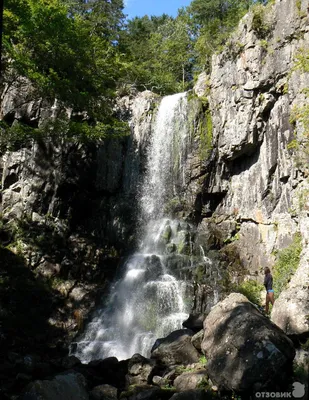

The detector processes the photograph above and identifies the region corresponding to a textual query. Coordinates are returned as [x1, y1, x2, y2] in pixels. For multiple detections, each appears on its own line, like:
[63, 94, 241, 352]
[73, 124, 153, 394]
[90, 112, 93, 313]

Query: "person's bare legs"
[269, 291, 275, 307]
[265, 292, 275, 314]
[265, 293, 270, 314]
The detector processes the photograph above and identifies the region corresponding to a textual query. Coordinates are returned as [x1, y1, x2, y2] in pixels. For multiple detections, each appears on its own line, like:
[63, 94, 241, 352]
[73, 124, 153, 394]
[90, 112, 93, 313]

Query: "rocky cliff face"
[1, 0, 308, 347]
[195, 0, 309, 335]
[0, 84, 159, 351]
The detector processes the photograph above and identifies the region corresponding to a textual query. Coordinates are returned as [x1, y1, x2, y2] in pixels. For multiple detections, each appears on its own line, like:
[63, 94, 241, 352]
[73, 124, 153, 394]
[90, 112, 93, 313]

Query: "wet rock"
[183, 314, 204, 332]
[151, 329, 200, 367]
[201, 293, 295, 392]
[126, 354, 155, 387]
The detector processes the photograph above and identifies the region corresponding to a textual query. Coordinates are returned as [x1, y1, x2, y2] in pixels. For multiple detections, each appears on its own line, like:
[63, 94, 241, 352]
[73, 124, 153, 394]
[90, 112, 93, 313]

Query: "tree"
[2, 0, 125, 117]
[118, 11, 196, 94]
[188, 0, 263, 71]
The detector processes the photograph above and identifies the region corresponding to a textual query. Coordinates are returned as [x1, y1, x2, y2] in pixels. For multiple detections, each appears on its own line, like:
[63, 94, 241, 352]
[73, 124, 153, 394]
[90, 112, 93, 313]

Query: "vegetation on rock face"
[251, 3, 272, 39]
[234, 280, 264, 306]
[273, 233, 302, 296]
[198, 97, 213, 162]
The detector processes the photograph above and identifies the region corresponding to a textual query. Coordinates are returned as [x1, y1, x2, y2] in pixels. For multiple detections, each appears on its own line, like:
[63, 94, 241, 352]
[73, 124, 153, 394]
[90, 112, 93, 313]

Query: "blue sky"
[123, 0, 192, 19]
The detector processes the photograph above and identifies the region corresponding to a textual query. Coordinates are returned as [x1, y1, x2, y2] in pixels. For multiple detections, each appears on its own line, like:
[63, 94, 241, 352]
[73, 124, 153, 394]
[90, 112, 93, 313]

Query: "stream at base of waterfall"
[70, 92, 219, 362]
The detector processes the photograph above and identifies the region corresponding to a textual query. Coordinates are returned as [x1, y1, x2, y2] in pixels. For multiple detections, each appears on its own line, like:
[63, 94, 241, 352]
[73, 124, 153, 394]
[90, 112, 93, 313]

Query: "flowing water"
[71, 93, 195, 362]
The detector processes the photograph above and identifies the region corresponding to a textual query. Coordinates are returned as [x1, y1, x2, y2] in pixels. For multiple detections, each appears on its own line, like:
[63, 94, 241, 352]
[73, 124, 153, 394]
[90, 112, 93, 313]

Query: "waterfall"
[140, 92, 189, 222]
[70, 93, 194, 362]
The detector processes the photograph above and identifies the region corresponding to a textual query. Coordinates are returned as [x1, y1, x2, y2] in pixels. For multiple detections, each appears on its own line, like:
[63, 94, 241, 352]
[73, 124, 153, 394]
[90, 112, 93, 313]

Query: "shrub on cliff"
[273, 233, 302, 296]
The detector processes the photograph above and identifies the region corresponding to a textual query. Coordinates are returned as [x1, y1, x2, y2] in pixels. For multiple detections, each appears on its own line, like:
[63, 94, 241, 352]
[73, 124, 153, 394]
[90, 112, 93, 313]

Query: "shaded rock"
[169, 390, 211, 400]
[120, 385, 175, 400]
[151, 329, 200, 367]
[191, 330, 204, 351]
[90, 384, 117, 400]
[126, 354, 155, 387]
[20, 372, 88, 400]
[62, 355, 81, 369]
[174, 371, 207, 391]
[182, 314, 204, 332]
[152, 375, 168, 387]
[201, 293, 295, 392]
[78, 357, 128, 390]
[194, 72, 209, 98]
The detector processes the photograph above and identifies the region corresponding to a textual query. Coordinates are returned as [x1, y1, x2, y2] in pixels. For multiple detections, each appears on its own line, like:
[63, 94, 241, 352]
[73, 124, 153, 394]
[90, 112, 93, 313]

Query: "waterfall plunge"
[71, 93, 193, 362]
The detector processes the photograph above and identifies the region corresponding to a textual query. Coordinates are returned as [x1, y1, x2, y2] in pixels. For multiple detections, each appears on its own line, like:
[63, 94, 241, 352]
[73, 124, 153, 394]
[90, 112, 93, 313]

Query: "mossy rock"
[161, 224, 172, 243]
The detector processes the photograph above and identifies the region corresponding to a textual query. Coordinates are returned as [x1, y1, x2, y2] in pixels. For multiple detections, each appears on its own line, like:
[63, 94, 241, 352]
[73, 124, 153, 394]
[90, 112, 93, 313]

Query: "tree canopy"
[1, 0, 269, 126]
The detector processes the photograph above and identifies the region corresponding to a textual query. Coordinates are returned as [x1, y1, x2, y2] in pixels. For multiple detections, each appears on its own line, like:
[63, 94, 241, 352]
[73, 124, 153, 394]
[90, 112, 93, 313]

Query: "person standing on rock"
[264, 267, 275, 314]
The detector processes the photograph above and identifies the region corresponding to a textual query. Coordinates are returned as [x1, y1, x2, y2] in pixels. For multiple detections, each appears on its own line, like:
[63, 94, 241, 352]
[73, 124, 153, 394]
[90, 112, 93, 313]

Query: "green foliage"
[0, 121, 42, 152]
[287, 138, 300, 151]
[199, 355, 207, 365]
[224, 232, 240, 244]
[175, 365, 195, 374]
[234, 280, 264, 305]
[0, 117, 129, 153]
[188, 0, 263, 71]
[251, 3, 272, 39]
[293, 362, 308, 386]
[273, 233, 302, 295]
[119, 13, 196, 94]
[199, 99, 213, 161]
[301, 337, 309, 351]
[3, 0, 125, 117]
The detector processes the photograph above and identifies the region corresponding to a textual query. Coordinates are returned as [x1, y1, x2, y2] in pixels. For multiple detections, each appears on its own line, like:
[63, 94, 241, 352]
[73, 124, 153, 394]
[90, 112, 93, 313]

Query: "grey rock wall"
[195, 0, 309, 334]
[0, 85, 158, 337]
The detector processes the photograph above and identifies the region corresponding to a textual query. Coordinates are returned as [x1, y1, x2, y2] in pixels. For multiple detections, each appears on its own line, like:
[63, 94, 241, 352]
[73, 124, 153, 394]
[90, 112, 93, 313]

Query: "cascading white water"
[140, 92, 189, 221]
[71, 93, 193, 362]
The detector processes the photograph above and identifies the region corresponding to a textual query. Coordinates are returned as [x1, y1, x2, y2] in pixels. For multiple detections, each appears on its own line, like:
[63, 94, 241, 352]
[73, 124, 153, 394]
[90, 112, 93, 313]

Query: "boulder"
[62, 355, 81, 369]
[173, 371, 207, 391]
[78, 357, 128, 390]
[120, 385, 174, 400]
[201, 293, 295, 392]
[182, 314, 204, 332]
[169, 390, 211, 400]
[90, 384, 117, 400]
[151, 330, 200, 367]
[20, 372, 88, 400]
[191, 330, 204, 351]
[125, 354, 155, 387]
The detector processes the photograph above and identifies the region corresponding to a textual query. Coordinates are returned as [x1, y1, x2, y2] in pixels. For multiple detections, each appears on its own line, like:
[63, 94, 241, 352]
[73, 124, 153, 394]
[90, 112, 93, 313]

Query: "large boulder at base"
[19, 372, 88, 400]
[90, 384, 117, 400]
[120, 386, 175, 400]
[201, 293, 295, 392]
[271, 249, 309, 335]
[80, 357, 128, 389]
[169, 390, 211, 400]
[174, 371, 207, 391]
[125, 354, 156, 387]
[150, 329, 200, 367]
